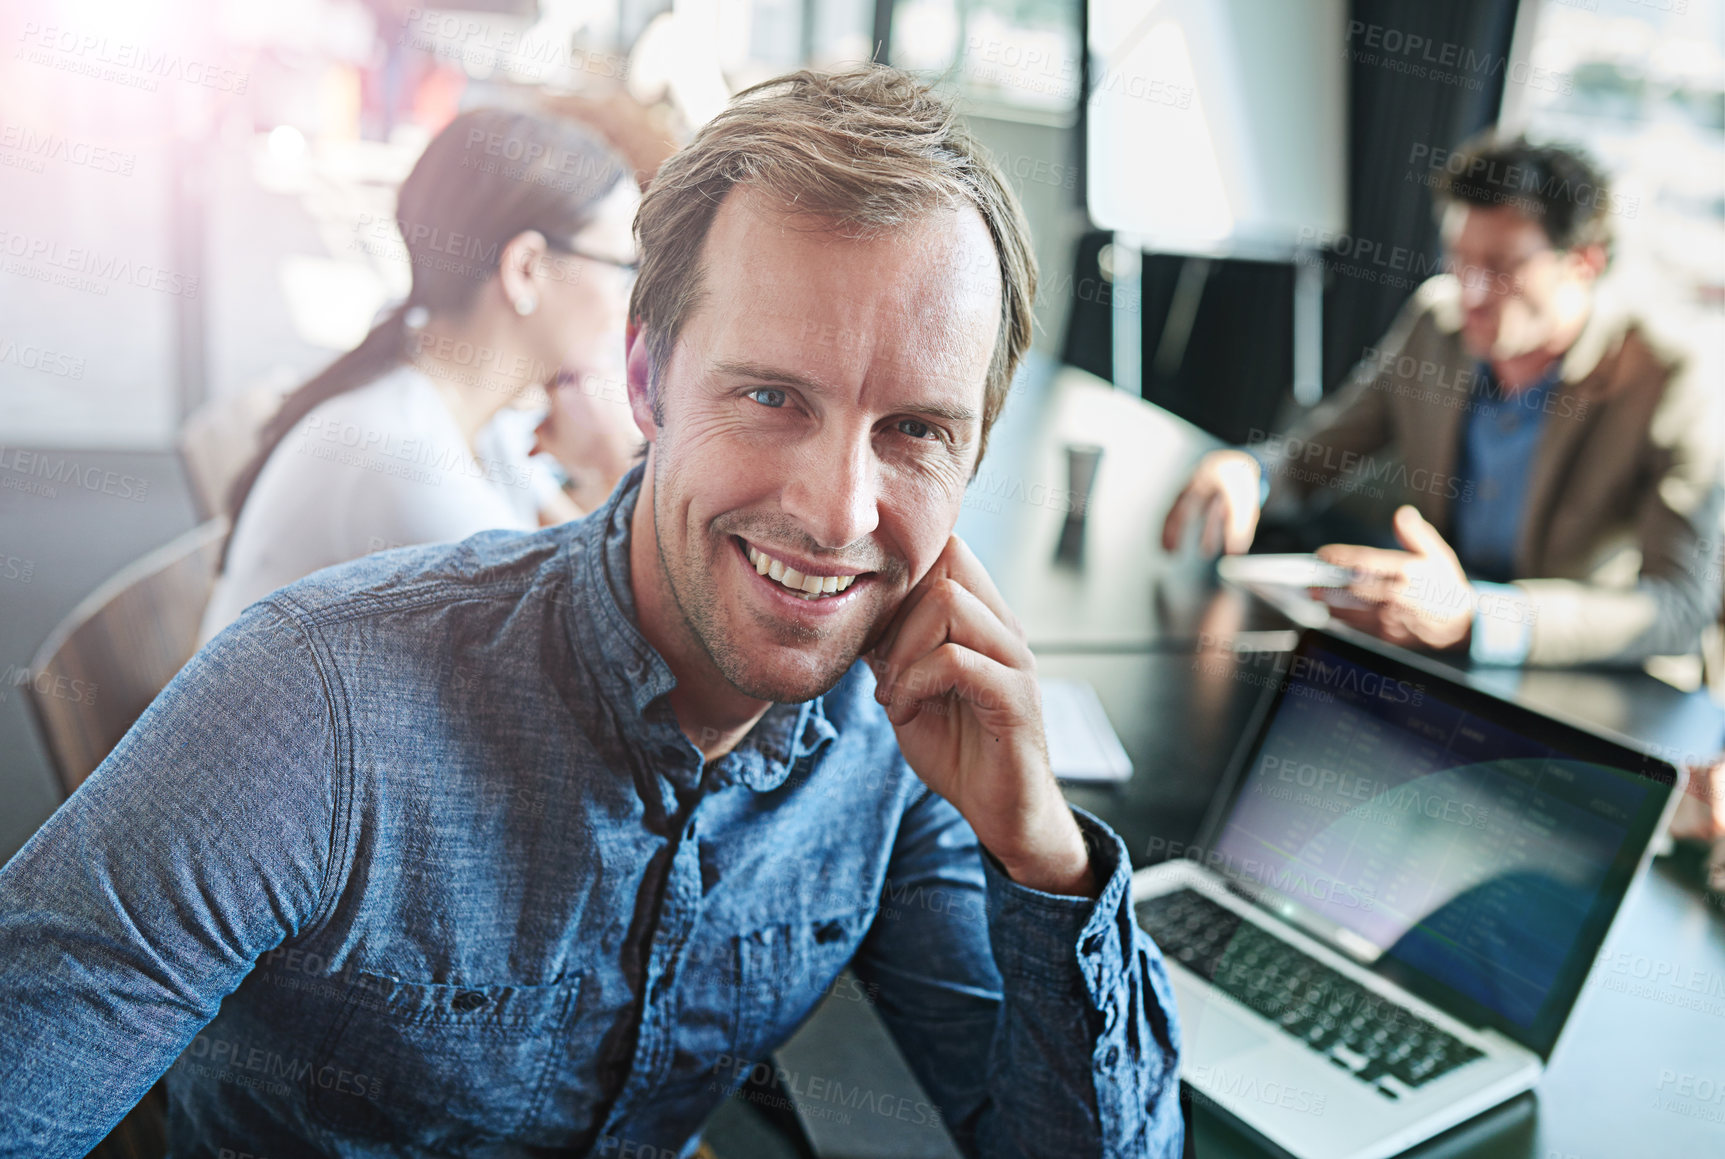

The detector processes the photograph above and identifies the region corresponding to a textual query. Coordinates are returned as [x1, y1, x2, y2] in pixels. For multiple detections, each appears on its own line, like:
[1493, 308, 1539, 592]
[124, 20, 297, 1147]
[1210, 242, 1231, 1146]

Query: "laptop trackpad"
[1188, 1009, 1270, 1062]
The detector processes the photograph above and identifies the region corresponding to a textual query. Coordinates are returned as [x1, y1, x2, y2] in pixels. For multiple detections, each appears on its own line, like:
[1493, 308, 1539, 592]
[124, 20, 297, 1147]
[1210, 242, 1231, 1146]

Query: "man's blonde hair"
[628, 64, 1037, 461]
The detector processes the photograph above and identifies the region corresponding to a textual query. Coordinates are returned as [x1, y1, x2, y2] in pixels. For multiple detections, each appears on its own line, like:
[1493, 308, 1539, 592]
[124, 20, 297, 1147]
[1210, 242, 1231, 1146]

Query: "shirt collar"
[1557, 286, 1631, 387]
[1475, 356, 1562, 409]
[1441, 272, 1629, 397]
[710, 697, 838, 792]
[562, 463, 839, 793]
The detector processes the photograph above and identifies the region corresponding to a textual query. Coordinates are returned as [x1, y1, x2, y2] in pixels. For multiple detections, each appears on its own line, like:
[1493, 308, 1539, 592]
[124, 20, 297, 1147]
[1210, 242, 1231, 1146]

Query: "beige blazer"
[1264, 274, 1723, 667]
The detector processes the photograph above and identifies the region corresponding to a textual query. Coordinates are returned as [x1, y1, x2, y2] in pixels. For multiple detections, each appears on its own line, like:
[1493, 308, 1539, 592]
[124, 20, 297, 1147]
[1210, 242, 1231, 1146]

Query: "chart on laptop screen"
[1210, 646, 1651, 1029]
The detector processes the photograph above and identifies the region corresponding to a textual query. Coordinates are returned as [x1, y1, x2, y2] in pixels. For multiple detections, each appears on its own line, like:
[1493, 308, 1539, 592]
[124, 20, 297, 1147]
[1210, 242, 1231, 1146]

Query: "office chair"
[25, 518, 228, 798]
[176, 382, 286, 521]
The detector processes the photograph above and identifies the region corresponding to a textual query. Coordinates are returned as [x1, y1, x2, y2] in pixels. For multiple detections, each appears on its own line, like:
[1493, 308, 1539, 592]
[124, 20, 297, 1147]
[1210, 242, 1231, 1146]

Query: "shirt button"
[451, 990, 488, 1012]
[1103, 1046, 1120, 1069]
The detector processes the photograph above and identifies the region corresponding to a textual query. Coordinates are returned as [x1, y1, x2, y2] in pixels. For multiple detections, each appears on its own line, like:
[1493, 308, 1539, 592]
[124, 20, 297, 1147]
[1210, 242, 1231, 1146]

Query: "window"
[890, 0, 1082, 117]
[1506, 0, 1725, 311]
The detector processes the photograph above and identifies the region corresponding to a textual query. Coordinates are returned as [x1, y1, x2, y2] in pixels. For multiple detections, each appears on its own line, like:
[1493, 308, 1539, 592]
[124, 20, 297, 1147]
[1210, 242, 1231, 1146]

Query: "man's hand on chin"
[1314, 505, 1477, 652]
[867, 535, 1098, 900]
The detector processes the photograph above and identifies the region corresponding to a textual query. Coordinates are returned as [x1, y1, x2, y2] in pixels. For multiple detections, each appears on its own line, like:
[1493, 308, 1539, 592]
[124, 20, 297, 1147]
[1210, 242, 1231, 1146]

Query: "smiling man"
[0, 68, 1182, 1158]
[1162, 134, 1722, 667]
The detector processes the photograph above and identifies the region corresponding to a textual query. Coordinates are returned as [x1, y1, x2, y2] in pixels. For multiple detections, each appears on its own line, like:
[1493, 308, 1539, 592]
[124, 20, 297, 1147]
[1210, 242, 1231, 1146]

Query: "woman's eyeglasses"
[549, 240, 639, 279]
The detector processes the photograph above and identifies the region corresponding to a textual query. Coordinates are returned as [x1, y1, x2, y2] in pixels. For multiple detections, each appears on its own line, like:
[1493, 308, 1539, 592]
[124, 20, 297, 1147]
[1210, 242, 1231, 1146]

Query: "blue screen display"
[1211, 647, 1649, 1029]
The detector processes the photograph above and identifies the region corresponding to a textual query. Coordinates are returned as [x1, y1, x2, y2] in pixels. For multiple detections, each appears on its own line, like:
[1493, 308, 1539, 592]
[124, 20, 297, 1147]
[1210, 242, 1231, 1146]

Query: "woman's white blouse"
[199, 366, 542, 643]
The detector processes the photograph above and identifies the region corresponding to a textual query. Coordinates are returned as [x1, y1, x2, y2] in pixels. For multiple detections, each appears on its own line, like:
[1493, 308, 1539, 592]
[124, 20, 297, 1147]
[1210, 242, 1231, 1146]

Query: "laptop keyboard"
[1136, 888, 1484, 1100]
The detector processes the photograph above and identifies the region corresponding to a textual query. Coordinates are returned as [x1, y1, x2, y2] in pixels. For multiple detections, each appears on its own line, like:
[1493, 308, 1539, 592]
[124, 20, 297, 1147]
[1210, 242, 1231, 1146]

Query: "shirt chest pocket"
[309, 970, 579, 1147]
[735, 908, 877, 1066]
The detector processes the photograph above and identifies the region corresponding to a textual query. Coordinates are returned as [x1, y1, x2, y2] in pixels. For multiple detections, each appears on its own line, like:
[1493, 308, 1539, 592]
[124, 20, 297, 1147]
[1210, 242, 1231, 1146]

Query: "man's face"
[631, 191, 1002, 704]
[1442, 203, 1598, 363]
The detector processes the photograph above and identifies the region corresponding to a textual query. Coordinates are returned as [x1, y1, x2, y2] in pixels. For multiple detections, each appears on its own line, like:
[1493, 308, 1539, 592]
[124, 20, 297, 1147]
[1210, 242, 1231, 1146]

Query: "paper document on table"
[1214, 553, 1367, 625]
[1040, 678, 1133, 784]
[1216, 553, 1359, 588]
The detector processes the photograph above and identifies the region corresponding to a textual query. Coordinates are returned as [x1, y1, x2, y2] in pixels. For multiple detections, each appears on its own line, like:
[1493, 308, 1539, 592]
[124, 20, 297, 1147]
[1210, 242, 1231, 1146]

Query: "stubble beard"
[651, 468, 878, 705]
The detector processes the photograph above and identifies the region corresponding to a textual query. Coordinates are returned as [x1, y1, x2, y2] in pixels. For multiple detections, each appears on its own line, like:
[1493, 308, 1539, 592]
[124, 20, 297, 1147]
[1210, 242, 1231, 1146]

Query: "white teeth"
[743, 542, 861, 598]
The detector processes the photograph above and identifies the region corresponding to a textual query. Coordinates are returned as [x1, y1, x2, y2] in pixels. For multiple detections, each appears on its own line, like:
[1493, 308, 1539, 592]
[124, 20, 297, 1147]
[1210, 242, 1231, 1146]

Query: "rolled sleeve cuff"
[1243, 445, 1273, 507]
[1470, 580, 1534, 666]
[977, 805, 1133, 993]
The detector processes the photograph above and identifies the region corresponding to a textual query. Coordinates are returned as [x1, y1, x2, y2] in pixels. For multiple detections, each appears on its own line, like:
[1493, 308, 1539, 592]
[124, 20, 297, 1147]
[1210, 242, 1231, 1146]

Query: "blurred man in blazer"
[1163, 133, 1723, 668]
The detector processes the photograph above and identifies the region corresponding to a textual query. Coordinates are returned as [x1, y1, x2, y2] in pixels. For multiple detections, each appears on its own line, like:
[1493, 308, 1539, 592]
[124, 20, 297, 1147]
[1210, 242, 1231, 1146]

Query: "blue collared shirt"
[1453, 363, 1556, 584]
[1454, 363, 1559, 664]
[0, 465, 1181, 1158]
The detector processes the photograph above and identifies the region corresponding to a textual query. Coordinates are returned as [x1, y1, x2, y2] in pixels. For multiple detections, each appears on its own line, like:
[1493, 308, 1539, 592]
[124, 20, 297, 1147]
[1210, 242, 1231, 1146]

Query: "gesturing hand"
[868, 536, 1096, 898]
[1315, 506, 1476, 651]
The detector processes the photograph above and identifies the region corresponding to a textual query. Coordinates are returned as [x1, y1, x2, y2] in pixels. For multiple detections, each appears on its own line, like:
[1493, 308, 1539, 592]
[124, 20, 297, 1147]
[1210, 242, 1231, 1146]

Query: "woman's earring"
[515, 294, 538, 317]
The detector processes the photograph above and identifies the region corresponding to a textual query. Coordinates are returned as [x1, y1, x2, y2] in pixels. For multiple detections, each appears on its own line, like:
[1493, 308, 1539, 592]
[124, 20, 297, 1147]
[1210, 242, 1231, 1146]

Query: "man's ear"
[625, 320, 657, 441]
[1571, 241, 1608, 282]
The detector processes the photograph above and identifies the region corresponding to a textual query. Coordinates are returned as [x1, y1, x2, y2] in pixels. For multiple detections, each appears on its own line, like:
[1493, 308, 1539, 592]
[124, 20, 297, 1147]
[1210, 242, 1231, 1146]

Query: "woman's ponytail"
[219, 303, 412, 561]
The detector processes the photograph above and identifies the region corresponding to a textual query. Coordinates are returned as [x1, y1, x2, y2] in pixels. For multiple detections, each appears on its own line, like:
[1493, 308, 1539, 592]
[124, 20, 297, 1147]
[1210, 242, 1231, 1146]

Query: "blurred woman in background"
[200, 107, 642, 642]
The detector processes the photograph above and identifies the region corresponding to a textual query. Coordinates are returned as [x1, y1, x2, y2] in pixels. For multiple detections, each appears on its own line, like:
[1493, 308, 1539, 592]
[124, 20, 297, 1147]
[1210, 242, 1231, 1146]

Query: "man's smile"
[733, 536, 876, 608]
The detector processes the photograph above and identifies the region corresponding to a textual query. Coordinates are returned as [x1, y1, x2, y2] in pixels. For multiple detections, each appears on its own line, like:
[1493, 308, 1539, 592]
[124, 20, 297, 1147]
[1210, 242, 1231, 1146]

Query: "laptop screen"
[1204, 633, 1675, 1058]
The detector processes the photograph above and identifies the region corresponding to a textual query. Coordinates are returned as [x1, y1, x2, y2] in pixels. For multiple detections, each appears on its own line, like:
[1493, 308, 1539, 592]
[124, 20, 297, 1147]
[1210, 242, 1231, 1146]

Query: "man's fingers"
[880, 642, 1033, 729]
[1159, 479, 1214, 551]
[1200, 497, 1227, 557]
[932, 535, 1018, 633]
[875, 577, 1031, 705]
[1324, 605, 1374, 632]
[871, 578, 933, 662]
[1224, 500, 1258, 556]
[873, 535, 1018, 665]
[1315, 543, 1401, 572]
[1317, 543, 1417, 580]
[1325, 603, 1412, 645]
[1349, 572, 1410, 606]
[1317, 544, 1411, 605]
[1392, 505, 1452, 560]
[1161, 485, 1196, 552]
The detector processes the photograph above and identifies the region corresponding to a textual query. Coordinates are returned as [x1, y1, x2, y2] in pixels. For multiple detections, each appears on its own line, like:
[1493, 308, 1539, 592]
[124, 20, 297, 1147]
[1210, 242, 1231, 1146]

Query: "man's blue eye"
[748, 388, 786, 408]
[898, 418, 934, 440]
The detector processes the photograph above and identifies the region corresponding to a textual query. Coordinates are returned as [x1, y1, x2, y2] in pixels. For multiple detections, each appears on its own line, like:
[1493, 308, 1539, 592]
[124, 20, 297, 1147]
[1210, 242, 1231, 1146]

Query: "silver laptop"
[1131, 630, 1682, 1159]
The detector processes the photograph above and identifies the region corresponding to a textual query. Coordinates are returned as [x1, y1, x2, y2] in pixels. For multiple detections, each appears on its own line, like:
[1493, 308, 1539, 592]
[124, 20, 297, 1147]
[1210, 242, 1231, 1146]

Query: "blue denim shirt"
[0, 465, 1181, 1158]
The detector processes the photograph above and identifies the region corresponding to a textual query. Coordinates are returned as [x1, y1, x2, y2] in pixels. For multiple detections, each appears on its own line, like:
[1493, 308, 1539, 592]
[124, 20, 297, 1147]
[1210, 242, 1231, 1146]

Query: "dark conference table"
[768, 356, 1725, 1158]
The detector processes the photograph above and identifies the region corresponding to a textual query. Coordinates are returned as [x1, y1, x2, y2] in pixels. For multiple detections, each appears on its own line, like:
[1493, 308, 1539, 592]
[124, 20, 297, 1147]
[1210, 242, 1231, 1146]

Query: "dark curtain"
[1325, 0, 1522, 399]
[1062, 231, 1113, 383]
[1063, 0, 1521, 437]
[1141, 256, 1295, 446]
[1061, 243, 1296, 447]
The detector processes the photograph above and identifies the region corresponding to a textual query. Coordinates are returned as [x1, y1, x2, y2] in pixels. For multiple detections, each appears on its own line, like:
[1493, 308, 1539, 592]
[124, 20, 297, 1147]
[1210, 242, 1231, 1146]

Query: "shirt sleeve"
[1251, 285, 1436, 510]
[1468, 580, 1536, 666]
[0, 602, 342, 1156]
[851, 786, 1182, 1158]
[1512, 357, 1725, 666]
